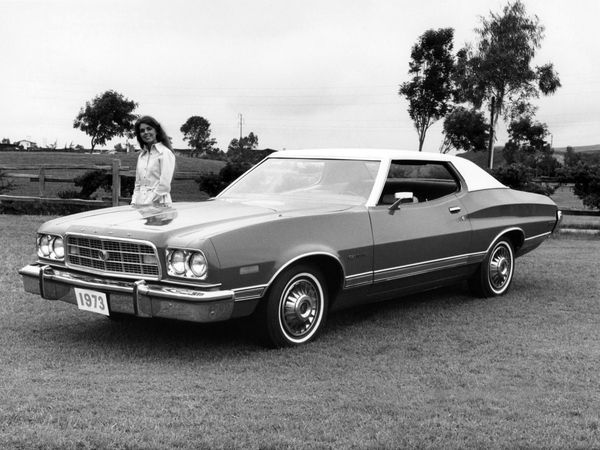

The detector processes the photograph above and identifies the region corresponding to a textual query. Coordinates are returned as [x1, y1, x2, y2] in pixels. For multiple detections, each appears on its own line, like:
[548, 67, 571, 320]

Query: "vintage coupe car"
[20, 149, 561, 347]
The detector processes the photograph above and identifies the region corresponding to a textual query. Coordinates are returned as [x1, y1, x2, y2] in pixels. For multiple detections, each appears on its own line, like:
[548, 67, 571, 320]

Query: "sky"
[1, 0, 599, 152]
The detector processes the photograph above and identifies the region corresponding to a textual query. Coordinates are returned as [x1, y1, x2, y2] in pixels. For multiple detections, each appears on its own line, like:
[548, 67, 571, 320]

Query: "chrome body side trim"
[344, 271, 373, 288]
[340, 252, 486, 288]
[372, 252, 484, 284]
[524, 231, 551, 242]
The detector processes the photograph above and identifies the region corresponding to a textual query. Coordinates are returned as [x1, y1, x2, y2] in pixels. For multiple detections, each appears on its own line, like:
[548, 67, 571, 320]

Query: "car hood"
[39, 197, 355, 244]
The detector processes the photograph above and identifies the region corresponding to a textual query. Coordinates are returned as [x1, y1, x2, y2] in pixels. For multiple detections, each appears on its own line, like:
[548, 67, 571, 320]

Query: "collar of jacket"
[141, 142, 168, 156]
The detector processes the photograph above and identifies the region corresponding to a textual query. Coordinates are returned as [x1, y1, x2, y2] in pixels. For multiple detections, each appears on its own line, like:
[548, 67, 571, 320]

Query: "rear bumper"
[19, 264, 235, 322]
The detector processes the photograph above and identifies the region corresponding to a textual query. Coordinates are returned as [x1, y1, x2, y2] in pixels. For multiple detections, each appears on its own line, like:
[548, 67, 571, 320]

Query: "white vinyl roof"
[268, 148, 506, 192]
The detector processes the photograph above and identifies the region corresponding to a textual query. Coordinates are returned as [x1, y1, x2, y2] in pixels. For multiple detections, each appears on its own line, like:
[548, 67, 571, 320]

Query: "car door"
[368, 160, 473, 296]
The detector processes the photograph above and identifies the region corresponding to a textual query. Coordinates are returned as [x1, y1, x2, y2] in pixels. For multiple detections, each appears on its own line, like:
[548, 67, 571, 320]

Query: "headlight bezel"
[37, 234, 65, 261]
[166, 248, 209, 280]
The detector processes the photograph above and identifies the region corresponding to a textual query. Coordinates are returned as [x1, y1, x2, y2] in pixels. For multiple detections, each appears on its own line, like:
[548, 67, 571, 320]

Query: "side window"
[379, 161, 460, 205]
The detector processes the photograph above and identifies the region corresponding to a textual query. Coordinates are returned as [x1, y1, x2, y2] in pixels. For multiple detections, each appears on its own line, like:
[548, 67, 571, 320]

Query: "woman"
[131, 116, 176, 206]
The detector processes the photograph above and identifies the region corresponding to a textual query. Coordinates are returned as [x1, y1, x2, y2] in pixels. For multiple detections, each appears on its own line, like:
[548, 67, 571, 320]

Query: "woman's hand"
[152, 193, 163, 204]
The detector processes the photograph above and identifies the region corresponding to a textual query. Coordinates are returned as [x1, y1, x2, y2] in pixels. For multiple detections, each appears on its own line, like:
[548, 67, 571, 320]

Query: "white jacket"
[131, 142, 176, 206]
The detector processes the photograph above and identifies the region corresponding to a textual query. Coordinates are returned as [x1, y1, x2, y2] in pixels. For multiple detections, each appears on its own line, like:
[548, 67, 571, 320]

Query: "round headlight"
[170, 250, 186, 275]
[39, 235, 51, 257]
[52, 237, 64, 259]
[189, 252, 207, 278]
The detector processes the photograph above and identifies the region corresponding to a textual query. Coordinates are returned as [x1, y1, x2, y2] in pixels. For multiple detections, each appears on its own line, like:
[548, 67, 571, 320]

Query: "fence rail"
[0, 159, 201, 207]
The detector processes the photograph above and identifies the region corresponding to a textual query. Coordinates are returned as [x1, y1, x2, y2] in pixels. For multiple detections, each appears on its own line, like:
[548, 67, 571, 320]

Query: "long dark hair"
[134, 115, 173, 150]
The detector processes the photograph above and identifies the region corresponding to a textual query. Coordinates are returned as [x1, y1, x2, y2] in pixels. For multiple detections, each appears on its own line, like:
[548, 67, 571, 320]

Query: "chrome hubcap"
[281, 278, 320, 338]
[489, 244, 512, 291]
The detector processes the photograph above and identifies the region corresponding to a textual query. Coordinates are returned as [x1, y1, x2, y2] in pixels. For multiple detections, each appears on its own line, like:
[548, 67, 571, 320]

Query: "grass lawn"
[1, 215, 599, 448]
[561, 214, 600, 231]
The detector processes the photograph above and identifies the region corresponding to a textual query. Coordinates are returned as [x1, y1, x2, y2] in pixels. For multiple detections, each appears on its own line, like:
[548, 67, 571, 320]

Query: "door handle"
[449, 206, 461, 214]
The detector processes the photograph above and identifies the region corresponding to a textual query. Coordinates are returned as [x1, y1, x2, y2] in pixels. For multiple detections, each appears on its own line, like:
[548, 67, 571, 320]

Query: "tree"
[180, 116, 218, 157]
[502, 116, 559, 177]
[439, 106, 489, 153]
[73, 90, 138, 153]
[226, 132, 262, 163]
[563, 146, 581, 167]
[399, 28, 455, 151]
[491, 116, 559, 196]
[454, 1, 561, 168]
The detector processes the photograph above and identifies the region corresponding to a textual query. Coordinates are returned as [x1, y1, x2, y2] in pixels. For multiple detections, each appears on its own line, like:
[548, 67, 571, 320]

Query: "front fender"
[210, 208, 373, 292]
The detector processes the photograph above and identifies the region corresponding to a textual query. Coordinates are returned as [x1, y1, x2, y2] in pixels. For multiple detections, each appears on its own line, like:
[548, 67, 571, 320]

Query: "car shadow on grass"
[326, 281, 478, 329]
[24, 282, 479, 353]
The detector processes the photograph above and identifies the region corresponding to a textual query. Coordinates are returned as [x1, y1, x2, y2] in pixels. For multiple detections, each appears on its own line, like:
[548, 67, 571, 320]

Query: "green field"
[1, 215, 599, 448]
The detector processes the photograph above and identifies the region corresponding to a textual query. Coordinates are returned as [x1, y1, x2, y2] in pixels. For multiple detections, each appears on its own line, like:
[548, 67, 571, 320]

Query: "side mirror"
[388, 192, 414, 211]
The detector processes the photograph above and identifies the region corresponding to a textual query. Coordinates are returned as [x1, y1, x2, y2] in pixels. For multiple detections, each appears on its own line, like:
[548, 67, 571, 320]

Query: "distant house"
[15, 139, 37, 150]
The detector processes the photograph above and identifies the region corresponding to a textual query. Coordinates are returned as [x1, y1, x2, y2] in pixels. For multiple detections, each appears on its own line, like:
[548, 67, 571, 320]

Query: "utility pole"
[238, 113, 244, 141]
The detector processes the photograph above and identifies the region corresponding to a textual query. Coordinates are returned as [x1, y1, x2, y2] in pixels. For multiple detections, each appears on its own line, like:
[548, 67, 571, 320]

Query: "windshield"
[219, 158, 380, 204]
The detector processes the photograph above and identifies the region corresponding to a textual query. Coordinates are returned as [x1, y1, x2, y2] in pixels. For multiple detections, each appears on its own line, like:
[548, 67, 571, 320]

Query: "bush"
[491, 163, 556, 196]
[0, 200, 97, 215]
[73, 170, 135, 199]
[57, 189, 81, 199]
[0, 170, 14, 194]
[558, 162, 600, 210]
[195, 162, 251, 197]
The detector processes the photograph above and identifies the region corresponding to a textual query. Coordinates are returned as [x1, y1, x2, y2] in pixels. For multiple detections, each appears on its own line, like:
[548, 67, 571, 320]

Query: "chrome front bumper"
[19, 264, 235, 322]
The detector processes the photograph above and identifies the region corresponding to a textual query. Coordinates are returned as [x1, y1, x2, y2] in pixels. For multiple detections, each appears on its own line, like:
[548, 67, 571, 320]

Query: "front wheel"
[257, 264, 328, 348]
[469, 238, 515, 297]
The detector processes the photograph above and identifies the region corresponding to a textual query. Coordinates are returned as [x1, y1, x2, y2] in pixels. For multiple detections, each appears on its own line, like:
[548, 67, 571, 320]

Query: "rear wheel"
[257, 264, 328, 347]
[469, 238, 515, 297]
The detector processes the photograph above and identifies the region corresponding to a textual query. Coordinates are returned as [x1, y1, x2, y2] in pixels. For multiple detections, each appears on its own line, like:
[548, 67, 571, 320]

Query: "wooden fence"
[0, 162, 598, 216]
[0, 159, 199, 207]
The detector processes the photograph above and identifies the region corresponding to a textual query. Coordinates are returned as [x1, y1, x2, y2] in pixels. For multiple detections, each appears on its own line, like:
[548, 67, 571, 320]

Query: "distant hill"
[554, 144, 600, 154]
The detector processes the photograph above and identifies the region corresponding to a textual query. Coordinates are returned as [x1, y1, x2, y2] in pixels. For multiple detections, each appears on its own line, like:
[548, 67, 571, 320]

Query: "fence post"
[39, 165, 46, 197]
[112, 159, 121, 206]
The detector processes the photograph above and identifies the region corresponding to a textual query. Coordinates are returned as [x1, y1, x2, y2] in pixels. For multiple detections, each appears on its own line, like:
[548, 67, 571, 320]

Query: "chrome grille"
[66, 235, 159, 278]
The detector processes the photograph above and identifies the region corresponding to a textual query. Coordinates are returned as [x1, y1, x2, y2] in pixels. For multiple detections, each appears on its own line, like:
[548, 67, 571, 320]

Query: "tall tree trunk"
[487, 96, 496, 169]
[418, 123, 426, 151]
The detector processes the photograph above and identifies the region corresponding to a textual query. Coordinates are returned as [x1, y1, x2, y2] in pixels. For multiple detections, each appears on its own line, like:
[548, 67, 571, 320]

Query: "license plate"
[74, 288, 110, 316]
